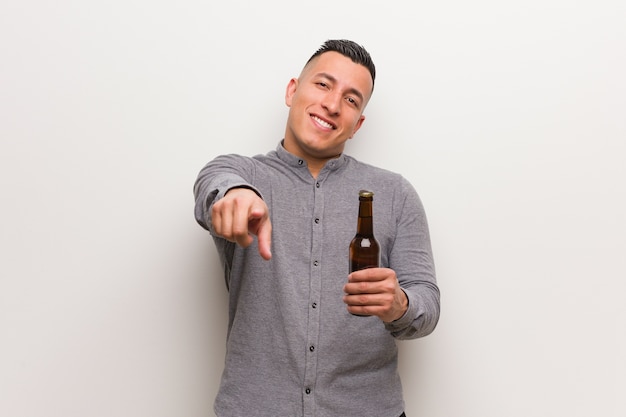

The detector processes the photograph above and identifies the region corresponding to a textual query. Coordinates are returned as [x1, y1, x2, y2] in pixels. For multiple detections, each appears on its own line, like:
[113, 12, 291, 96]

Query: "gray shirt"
[194, 142, 440, 417]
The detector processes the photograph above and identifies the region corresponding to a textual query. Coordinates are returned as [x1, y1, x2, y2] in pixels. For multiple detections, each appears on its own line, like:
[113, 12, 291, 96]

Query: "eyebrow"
[316, 72, 365, 104]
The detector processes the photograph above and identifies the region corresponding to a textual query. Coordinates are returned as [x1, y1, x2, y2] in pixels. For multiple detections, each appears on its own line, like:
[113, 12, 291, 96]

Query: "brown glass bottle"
[349, 190, 380, 316]
[349, 189, 380, 271]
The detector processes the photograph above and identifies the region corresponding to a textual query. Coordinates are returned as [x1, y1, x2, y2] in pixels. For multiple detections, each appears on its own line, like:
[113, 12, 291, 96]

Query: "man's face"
[283, 51, 373, 162]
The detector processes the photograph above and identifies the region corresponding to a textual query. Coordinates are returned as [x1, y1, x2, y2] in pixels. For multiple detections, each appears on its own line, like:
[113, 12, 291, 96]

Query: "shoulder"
[345, 155, 412, 188]
[207, 150, 277, 170]
[342, 155, 423, 212]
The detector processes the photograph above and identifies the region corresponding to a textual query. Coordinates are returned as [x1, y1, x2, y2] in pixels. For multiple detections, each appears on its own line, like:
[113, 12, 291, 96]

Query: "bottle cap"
[359, 190, 374, 198]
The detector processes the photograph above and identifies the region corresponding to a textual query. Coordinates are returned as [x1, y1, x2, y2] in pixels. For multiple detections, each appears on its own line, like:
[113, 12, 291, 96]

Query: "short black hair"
[306, 39, 376, 90]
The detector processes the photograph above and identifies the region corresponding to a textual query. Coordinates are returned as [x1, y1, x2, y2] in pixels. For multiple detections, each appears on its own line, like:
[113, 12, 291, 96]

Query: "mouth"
[311, 114, 336, 130]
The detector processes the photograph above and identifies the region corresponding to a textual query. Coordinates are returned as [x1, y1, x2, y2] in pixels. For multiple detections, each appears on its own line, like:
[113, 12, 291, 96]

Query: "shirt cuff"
[383, 289, 418, 333]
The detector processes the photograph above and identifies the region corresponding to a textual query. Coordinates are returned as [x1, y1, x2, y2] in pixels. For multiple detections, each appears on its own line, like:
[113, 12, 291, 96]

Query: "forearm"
[384, 281, 440, 339]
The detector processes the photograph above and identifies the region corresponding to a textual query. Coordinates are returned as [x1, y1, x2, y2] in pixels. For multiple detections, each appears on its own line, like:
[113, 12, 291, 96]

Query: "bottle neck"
[356, 199, 374, 236]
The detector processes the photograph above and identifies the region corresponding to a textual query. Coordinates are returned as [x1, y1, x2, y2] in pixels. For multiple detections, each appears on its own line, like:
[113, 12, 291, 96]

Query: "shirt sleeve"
[384, 177, 440, 339]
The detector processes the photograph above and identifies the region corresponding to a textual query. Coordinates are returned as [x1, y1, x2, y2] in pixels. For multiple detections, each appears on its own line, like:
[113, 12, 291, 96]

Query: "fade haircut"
[305, 39, 376, 91]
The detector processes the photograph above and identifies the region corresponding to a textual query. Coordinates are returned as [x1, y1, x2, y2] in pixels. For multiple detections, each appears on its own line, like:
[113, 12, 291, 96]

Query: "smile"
[311, 115, 336, 130]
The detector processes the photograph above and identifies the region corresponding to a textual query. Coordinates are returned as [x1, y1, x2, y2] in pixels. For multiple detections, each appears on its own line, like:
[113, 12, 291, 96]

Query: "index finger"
[255, 216, 272, 260]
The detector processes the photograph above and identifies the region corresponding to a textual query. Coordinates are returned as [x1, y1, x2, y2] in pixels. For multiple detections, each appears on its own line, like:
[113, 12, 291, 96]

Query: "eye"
[346, 96, 360, 108]
[317, 82, 329, 89]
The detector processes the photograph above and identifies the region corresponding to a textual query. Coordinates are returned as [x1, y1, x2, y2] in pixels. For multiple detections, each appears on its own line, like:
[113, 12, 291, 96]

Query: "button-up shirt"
[194, 142, 440, 417]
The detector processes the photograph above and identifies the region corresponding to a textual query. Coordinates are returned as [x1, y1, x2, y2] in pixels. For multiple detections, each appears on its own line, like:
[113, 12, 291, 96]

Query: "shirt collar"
[276, 140, 347, 172]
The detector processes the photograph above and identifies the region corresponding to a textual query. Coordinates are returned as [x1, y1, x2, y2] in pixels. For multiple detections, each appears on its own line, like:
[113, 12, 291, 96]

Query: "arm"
[384, 179, 440, 339]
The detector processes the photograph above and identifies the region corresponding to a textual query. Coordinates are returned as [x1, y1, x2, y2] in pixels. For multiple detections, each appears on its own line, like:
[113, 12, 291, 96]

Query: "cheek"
[349, 116, 364, 134]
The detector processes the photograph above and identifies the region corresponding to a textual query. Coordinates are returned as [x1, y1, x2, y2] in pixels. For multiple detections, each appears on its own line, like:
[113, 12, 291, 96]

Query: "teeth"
[312, 115, 333, 129]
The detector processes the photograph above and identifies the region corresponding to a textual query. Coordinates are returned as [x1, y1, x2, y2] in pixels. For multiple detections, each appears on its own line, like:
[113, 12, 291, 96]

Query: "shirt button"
[305, 388, 311, 394]
[313, 260, 319, 267]
[298, 159, 304, 165]
[315, 182, 320, 188]
[312, 302, 317, 308]
[314, 218, 320, 224]
[309, 345, 315, 352]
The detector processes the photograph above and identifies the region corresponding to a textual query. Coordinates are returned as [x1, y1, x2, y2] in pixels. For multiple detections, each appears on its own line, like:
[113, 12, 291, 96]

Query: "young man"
[194, 39, 440, 417]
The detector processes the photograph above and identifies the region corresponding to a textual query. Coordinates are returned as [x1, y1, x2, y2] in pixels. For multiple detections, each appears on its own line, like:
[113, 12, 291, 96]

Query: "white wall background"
[1, 1, 624, 416]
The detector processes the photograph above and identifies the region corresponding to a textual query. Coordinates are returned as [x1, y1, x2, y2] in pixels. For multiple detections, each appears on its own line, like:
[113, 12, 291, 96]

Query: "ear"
[349, 114, 366, 138]
[285, 78, 298, 107]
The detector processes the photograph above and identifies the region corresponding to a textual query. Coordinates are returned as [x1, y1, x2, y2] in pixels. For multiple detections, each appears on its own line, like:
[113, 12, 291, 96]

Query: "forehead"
[302, 51, 373, 97]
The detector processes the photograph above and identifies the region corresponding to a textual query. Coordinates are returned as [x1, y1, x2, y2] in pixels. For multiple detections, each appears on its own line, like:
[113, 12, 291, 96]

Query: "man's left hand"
[343, 268, 408, 322]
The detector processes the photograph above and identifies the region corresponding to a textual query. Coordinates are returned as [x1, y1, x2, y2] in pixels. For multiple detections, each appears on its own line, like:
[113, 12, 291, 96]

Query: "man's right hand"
[211, 187, 272, 260]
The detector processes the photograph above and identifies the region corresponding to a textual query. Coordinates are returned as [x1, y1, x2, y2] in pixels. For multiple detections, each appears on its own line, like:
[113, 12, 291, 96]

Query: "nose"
[321, 91, 341, 115]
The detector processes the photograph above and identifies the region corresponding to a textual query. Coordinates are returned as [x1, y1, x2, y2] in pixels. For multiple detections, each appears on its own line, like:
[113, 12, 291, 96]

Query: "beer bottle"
[349, 190, 380, 316]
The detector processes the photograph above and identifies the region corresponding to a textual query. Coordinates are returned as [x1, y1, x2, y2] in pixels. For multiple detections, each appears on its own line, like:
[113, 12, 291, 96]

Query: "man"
[194, 39, 440, 417]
